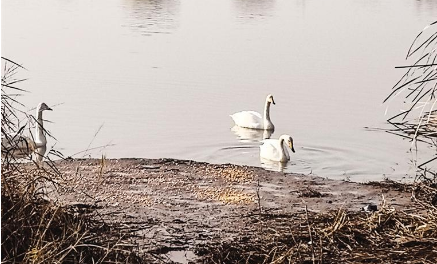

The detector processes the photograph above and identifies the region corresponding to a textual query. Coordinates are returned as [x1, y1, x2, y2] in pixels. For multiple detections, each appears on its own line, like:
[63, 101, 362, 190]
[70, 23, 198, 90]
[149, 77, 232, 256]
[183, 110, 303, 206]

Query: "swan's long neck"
[263, 101, 274, 130]
[35, 109, 46, 147]
[279, 137, 287, 161]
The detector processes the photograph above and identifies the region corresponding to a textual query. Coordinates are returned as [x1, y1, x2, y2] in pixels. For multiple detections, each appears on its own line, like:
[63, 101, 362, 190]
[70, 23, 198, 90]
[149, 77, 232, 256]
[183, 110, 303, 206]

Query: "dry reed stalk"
[202, 181, 437, 263]
[384, 21, 437, 181]
[1, 58, 143, 263]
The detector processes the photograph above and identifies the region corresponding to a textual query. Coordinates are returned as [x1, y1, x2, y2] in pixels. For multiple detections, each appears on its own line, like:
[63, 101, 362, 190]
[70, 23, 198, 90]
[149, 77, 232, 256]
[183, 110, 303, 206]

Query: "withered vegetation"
[200, 182, 437, 264]
[1, 58, 143, 263]
[384, 21, 437, 182]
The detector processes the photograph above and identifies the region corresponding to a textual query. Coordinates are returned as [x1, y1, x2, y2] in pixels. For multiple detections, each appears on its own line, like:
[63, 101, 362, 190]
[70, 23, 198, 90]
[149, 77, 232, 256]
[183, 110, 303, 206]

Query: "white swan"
[1, 102, 52, 164]
[230, 94, 275, 130]
[260, 134, 295, 162]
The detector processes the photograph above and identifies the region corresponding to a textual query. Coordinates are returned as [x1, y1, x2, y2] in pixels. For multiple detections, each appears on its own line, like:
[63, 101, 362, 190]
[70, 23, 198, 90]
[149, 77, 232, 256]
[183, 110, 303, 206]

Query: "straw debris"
[194, 164, 255, 183]
[201, 184, 437, 263]
[195, 186, 255, 204]
[1, 58, 144, 263]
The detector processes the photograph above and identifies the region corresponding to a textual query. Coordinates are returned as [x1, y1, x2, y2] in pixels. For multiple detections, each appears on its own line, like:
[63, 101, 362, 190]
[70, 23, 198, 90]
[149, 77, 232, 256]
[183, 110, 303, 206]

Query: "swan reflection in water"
[260, 157, 288, 172]
[231, 125, 273, 142]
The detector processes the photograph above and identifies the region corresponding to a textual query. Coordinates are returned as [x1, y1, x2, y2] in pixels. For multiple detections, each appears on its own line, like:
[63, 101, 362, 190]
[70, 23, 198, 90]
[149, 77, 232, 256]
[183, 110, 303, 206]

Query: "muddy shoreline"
[48, 158, 421, 263]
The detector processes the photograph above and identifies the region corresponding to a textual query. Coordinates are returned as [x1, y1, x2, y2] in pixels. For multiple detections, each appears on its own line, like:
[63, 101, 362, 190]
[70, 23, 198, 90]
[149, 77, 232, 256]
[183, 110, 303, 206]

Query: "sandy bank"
[43, 158, 426, 263]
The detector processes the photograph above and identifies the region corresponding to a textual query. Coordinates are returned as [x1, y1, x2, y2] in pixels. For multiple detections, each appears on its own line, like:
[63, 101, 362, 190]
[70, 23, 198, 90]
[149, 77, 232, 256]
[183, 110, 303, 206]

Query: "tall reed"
[1, 57, 141, 263]
[384, 21, 437, 182]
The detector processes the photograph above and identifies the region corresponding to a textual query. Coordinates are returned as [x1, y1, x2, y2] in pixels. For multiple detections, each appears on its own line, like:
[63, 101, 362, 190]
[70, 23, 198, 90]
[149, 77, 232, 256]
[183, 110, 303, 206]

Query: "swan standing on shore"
[1, 102, 52, 164]
[260, 134, 295, 162]
[230, 94, 275, 130]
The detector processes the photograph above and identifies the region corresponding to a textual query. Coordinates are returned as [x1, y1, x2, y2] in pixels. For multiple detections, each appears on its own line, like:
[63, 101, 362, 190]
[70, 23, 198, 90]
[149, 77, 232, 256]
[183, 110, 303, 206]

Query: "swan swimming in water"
[1, 102, 52, 164]
[230, 94, 275, 130]
[260, 134, 295, 162]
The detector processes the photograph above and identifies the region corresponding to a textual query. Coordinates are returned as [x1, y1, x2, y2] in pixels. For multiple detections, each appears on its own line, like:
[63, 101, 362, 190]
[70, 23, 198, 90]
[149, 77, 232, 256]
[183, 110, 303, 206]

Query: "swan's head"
[37, 102, 52, 112]
[287, 136, 295, 153]
[266, 94, 275, 105]
[281, 134, 295, 153]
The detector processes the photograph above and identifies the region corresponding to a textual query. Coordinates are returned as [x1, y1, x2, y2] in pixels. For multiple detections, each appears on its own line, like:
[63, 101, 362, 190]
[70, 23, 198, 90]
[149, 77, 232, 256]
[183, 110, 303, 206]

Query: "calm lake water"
[2, 0, 437, 181]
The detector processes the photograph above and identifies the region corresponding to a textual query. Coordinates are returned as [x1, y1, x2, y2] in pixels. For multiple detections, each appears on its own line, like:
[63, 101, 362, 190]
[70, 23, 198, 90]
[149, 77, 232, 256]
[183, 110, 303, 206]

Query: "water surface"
[2, 0, 437, 181]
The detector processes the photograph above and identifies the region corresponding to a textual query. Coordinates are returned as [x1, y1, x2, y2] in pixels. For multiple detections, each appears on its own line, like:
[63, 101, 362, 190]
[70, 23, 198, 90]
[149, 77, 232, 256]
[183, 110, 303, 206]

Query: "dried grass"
[201, 182, 437, 263]
[1, 58, 143, 263]
[195, 186, 255, 204]
[384, 21, 437, 181]
[194, 164, 255, 183]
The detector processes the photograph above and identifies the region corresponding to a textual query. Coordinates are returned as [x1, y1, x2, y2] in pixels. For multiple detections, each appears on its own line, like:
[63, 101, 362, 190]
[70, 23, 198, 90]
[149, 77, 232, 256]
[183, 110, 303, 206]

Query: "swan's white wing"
[243, 111, 262, 119]
[259, 139, 282, 161]
[230, 111, 263, 129]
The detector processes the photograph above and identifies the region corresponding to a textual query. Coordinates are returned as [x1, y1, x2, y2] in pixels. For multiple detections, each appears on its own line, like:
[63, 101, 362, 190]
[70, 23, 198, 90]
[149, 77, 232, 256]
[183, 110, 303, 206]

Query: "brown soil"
[48, 158, 425, 263]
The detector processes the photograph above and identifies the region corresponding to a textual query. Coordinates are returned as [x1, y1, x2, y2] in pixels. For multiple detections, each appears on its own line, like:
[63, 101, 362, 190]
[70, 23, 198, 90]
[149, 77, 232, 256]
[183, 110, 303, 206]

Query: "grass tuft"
[1, 58, 143, 263]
